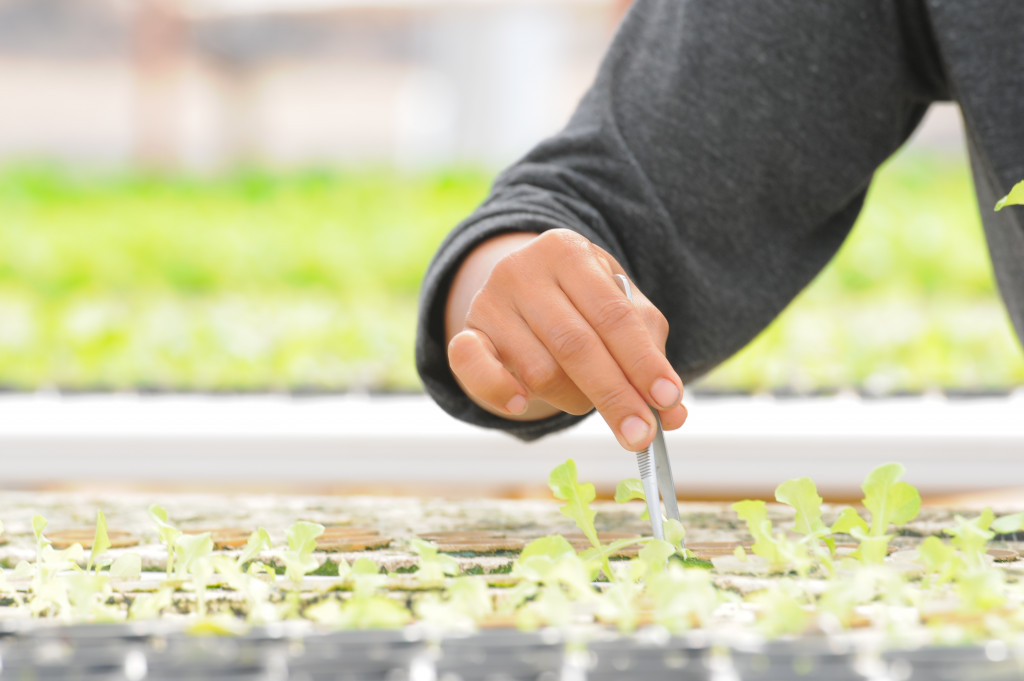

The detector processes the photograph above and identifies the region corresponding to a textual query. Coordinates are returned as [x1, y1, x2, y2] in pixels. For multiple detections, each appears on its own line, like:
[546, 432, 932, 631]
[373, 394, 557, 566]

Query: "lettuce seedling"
[646, 565, 719, 633]
[995, 180, 1024, 211]
[109, 553, 142, 581]
[307, 558, 412, 629]
[283, 520, 325, 586]
[615, 478, 649, 520]
[65, 573, 121, 623]
[415, 576, 493, 633]
[775, 477, 830, 545]
[945, 509, 996, 570]
[549, 459, 619, 580]
[831, 463, 920, 564]
[514, 535, 598, 604]
[732, 499, 814, 575]
[408, 538, 459, 587]
[149, 505, 182, 576]
[990, 511, 1024, 535]
[88, 510, 111, 573]
[32, 514, 50, 564]
[549, 459, 599, 549]
[237, 528, 272, 569]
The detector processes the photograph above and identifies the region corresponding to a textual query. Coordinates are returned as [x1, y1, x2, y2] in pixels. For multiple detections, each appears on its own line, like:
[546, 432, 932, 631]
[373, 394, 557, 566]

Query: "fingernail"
[505, 395, 527, 415]
[651, 378, 681, 409]
[621, 415, 651, 447]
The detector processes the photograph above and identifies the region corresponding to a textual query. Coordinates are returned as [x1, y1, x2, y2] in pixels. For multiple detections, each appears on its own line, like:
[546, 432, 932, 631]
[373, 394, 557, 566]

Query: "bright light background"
[0, 0, 1021, 395]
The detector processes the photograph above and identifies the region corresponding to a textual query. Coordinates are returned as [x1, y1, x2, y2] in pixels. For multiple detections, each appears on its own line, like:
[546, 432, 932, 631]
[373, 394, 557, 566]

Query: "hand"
[445, 228, 687, 451]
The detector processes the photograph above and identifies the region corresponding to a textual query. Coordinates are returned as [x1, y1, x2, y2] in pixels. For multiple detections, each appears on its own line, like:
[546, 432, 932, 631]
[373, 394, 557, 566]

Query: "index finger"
[560, 269, 683, 413]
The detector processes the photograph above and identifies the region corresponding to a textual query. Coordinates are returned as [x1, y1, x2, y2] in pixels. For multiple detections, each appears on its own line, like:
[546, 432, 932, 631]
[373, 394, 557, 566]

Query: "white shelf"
[2, 392, 1023, 499]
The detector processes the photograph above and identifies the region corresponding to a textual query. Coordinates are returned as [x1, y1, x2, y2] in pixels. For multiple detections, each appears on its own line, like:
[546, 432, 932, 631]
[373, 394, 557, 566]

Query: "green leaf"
[32, 515, 49, 546]
[991, 511, 1024, 535]
[664, 518, 686, 552]
[174, 533, 214, 578]
[615, 478, 645, 504]
[995, 180, 1024, 211]
[549, 460, 600, 550]
[409, 538, 459, 586]
[148, 505, 181, 576]
[752, 586, 811, 637]
[861, 463, 920, 536]
[237, 528, 272, 567]
[917, 536, 957, 585]
[282, 521, 324, 586]
[519, 535, 576, 562]
[286, 521, 325, 556]
[945, 510, 996, 567]
[88, 510, 111, 573]
[109, 553, 142, 580]
[731, 500, 782, 564]
[635, 539, 675, 579]
[831, 507, 869, 535]
[775, 477, 827, 537]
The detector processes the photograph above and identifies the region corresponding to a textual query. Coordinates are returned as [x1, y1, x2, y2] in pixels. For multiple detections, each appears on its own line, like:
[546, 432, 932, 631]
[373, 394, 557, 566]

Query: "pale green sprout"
[991, 511, 1024, 535]
[408, 538, 459, 587]
[149, 505, 182, 576]
[731, 499, 812, 575]
[775, 476, 836, 575]
[751, 582, 812, 637]
[129, 587, 173, 621]
[210, 555, 277, 624]
[832, 463, 921, 564]
[109, 553, 142, 581]
[65, 573, 121, 623]
[549, 459, 599, 549]
[514, 536, 598, 601]
[87, 510, 111, 573]
[549, 459, 617, 580]
[994, 180, 1024, 211]
[237, 528, 273, 568]
[916, 536, 957, 587]
[307, 558, 412, 629]
[594, 574, 644, 632]
[174, 532, 214, 579]
[615, 478, 649, 519]
[945, 509, 996, 570]
[514, 583, 574, 631]
[282, 520, 325, 586]
[32, 514, 50, 564]
[415, 576, 493, 633]
[630, 539, 676, 582]
[647, 565, 719, 633]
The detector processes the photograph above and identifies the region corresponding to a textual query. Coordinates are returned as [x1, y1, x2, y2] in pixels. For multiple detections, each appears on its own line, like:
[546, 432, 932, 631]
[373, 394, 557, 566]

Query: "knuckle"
[538, 228, 588, 257]
[591, 297, 636, 332]
[594, 383, 639, 415]
[465, 287, 500, 324]
[647, 307, 670, 339]
[625, 348, 665, 377]
[518, 361, 562, 396]
[546, 323, 593, 363]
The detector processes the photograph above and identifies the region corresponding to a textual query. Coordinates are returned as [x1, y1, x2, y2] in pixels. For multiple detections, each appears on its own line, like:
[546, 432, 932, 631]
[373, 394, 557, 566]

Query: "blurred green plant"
[0, 153, 1021, 392]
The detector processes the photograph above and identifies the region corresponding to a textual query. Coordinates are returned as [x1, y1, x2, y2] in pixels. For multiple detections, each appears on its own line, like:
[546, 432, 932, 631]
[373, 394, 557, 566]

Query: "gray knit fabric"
[415, 0, 1024, 441]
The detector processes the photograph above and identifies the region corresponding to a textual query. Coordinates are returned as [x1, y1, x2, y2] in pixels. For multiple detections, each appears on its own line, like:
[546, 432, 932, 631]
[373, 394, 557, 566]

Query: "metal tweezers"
[614, 274, 684, 549]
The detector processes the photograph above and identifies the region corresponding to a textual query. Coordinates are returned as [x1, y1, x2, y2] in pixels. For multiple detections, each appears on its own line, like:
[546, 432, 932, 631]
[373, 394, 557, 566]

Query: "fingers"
[561, 268, 683, 411]
[448, 329, 529, 416]
[520, 285, 670, 451]
[445, 228, 687, 448]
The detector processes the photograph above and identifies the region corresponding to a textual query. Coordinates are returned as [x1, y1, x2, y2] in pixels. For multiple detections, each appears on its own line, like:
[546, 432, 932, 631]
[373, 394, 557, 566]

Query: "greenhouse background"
[1, 0, 1022, 502]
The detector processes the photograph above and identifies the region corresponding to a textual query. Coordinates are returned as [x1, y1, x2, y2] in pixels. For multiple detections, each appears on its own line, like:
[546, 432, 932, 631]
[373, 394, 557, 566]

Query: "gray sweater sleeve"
[416, 0, 947, 441]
